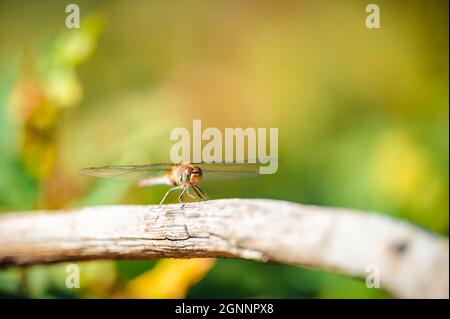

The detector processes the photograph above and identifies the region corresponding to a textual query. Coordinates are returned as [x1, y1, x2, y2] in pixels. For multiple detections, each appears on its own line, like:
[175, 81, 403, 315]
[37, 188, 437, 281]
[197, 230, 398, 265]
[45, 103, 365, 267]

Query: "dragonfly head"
[189, 166, 203, 185]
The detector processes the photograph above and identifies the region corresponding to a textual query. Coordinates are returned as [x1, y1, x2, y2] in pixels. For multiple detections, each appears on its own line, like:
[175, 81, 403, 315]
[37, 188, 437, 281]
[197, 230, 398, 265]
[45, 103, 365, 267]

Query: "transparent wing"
[201, 169, 258, 181]
[79, 163, 173, 179]
[196, 161, 259, 182]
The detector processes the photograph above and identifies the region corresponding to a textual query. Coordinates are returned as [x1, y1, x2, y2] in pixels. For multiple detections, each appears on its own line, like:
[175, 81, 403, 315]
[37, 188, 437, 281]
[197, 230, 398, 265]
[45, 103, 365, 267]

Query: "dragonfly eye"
[192, 166, 202, 176]
[189, 166, 203, 184]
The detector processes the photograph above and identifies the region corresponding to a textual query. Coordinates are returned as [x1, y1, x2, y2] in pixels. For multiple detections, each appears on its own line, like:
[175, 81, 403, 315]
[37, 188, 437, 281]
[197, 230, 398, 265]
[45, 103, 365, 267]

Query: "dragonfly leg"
[178, 185, 188, 208]
[192, 185, 207, 201]
[197, 186, 208, 201]
[159, 185, 183, 207]
[186, 187, 198, 200]
[196, 186, 207, 200]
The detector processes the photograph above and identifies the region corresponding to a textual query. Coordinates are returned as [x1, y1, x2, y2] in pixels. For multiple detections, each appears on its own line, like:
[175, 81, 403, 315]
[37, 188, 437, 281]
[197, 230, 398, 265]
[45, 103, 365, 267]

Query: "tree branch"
[0, 198, 447, 298]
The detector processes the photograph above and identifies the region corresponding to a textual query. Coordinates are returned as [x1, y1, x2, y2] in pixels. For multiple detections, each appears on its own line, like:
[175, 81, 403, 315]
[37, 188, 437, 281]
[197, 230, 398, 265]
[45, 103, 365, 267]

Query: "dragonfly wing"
[189, 161, 260, 182]
[193, 159, 278, 181]
[80, 163, 173, 179]
[201, 169, 258, 182]
[196, 161, 259, 182]
[192, 158, 278, 166]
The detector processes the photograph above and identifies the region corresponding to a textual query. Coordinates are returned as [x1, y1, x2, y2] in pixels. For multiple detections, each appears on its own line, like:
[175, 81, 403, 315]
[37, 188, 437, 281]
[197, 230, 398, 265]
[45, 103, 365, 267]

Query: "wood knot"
[391, 240, 409, 256]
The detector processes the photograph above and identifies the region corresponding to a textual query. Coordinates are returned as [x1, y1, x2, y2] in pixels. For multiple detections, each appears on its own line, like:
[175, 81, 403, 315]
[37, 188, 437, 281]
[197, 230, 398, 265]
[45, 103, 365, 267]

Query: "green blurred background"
[0, 0, 448, 298]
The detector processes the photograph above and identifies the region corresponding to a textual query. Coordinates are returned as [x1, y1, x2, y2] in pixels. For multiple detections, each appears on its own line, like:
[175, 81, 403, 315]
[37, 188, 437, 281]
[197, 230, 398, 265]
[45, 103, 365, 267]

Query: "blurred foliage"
[125, 259, 215, 298]
[0, 0, 448, 298]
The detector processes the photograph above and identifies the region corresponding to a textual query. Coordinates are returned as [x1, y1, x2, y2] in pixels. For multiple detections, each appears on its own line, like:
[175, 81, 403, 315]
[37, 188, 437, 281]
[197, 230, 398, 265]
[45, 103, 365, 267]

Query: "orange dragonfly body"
[80, 162, 258, 207]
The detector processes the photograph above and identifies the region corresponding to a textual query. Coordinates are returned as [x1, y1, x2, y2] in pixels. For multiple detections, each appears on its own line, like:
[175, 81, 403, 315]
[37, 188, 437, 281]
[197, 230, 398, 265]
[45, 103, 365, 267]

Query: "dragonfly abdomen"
[138, 175, 171, 187]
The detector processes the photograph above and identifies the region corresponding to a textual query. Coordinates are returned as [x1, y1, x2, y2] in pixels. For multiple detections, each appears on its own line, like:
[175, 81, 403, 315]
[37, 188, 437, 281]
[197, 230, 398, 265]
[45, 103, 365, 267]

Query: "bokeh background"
[0, 0, 448, 298]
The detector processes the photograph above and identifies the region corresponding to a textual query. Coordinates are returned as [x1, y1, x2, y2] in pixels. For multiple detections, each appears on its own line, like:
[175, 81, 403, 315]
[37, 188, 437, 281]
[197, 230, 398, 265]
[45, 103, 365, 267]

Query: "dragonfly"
[80, 161, 259, 207]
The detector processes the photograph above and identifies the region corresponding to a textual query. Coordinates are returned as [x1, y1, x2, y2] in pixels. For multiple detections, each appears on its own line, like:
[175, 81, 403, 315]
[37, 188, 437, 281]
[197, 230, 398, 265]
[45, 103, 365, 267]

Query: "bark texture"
[0, 198, 447, 298]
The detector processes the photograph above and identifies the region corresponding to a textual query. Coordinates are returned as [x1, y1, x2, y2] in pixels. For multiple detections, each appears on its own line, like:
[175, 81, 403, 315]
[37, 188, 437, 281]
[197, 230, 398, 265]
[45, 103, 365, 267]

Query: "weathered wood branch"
[0, 198, 447, 298]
